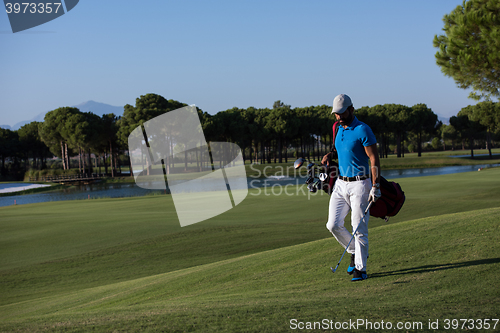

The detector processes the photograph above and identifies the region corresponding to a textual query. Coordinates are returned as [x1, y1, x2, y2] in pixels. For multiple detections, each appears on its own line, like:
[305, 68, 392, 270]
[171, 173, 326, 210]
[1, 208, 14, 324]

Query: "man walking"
[322, 94, 381, 281]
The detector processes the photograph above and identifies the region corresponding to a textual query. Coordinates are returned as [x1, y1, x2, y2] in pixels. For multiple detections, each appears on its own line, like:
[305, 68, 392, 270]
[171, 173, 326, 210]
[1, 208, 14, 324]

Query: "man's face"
[335, 107, 354, 126]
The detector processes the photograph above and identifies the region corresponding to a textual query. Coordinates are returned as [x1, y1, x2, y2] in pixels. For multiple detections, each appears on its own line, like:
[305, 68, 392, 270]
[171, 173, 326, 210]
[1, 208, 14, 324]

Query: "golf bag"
[315, 121, 341, 195]
[320, 162, 338, 195]
[296, 160, 338, 195]
[369, 176, 406, 219]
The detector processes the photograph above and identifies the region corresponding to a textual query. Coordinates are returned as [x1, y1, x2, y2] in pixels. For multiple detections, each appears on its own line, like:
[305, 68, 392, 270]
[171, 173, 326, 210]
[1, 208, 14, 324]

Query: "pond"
[1, 163, 498, 208]
[380, 164, 500, 178]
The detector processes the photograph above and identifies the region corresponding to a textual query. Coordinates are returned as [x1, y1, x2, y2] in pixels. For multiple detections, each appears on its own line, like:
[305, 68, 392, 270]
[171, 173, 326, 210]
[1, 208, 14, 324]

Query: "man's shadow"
[370, 257, 500, 279]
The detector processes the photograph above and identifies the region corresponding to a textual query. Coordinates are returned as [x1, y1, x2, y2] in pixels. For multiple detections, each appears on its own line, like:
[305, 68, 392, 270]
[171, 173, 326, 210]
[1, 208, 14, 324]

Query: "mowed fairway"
[1, 168, 500, 332]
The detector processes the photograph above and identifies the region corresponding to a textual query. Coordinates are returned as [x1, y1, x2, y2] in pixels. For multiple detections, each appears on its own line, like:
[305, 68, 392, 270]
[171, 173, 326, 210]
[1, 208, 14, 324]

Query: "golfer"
[321, 94, 381, 281]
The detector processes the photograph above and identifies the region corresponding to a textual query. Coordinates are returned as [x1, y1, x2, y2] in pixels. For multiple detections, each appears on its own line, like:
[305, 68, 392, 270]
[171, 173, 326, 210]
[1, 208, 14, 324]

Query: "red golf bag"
[369, 176, 406, 219]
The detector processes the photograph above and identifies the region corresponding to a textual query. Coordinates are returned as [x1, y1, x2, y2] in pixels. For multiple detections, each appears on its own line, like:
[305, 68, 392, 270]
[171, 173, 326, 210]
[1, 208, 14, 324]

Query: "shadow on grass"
[370, 257, 500, 279]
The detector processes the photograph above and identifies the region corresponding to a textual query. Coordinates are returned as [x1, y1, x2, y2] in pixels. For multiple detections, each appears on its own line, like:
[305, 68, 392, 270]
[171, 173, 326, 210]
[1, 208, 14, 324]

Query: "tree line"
[1, 93, 499, 180]
[448, 101, 500, 158]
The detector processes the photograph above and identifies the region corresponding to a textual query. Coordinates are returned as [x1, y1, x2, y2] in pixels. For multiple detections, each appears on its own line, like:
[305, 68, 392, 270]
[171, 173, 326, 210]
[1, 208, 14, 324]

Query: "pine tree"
[434, 0, 500, 100]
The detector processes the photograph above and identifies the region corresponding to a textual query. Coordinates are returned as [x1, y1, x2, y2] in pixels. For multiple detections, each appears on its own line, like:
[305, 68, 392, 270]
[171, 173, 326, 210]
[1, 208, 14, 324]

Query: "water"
[380, 163, 500, 179]
[0, 183, 165, 208]
[1, 163, 498, 208]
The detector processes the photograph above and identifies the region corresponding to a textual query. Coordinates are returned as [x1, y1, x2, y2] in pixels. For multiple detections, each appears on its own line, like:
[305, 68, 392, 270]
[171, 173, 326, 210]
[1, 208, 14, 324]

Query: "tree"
[62, 111, 88, 173]
[100, 114, 119, 176]
[465, 101, 499, 158]
[117, 93, 187, 147]
[316, 104, 335, 157]
[254, 108, 272, 163]
[272, 100, 290, 109]
[431, 137, 441, 150]
[241, 108, 259, 163]
[17, 121, 50, 170]
[384, 104, 412, 157]
[409, 104, 439, 157]
[39, 107, 81, 170]
[0, 128, 19, 178]
[210, 108, 247, 167]
[117, 94, 187, 176]
[80, 112, 103, 174]
[452, 105, 486, 158]
[223, 108, 250, 164]
[433, 0, 500, 100]
[356, 105, 389, 158]
[441, 123, 459, 150]
[265, 105, 299, 163]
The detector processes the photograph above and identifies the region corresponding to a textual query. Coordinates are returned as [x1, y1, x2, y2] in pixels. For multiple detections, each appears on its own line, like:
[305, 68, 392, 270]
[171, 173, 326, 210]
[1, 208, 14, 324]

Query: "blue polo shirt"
[335, 116, 377, 177]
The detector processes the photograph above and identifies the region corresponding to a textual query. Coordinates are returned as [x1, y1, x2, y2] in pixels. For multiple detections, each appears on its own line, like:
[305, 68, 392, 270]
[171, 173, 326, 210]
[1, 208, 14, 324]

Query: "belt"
[338, 175, 369, 182]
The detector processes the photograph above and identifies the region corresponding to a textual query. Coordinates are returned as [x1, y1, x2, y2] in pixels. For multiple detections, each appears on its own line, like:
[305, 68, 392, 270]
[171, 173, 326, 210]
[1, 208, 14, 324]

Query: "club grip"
[364, 200, 374, 215]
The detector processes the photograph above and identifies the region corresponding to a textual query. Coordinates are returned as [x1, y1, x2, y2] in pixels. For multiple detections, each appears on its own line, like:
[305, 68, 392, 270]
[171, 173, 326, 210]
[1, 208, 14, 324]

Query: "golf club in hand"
[331, 200, 374, 273]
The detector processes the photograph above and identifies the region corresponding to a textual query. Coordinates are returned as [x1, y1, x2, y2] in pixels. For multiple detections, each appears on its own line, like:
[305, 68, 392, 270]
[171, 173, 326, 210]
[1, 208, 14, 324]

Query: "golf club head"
[307, 183, 318, 193]
[307, 162, 316, 170]
[293, 158, 306, 169]
[318, 173, 327, 181]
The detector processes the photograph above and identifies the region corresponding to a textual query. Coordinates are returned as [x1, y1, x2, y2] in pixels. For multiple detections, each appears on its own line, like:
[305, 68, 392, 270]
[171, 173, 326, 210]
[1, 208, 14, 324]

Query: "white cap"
[331, 94, 352, 114]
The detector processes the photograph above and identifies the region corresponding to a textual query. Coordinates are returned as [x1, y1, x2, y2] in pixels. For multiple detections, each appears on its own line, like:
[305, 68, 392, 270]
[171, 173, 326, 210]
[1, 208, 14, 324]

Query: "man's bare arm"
[364, 144, 380, 185]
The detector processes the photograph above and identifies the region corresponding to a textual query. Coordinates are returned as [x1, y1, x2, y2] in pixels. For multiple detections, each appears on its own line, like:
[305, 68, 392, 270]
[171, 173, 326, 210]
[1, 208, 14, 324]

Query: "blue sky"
[0, 0, 479, 127]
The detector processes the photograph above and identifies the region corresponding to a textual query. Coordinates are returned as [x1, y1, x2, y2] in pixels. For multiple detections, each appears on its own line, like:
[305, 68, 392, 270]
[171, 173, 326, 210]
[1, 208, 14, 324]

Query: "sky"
[0, 0, 480, 128]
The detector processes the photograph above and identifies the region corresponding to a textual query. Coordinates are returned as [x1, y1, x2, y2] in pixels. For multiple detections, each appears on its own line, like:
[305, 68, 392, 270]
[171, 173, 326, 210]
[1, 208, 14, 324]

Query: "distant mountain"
[11, 101, 124, 130]
[1, 124, 12, 130]
[11, 111, 46, 129]
[438, 115, 450, 125]
[73, 100, 124, 117]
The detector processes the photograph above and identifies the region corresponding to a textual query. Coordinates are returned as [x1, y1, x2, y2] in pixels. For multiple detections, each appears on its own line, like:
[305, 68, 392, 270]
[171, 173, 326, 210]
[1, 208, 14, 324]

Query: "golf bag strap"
[330, 121, 340, 153]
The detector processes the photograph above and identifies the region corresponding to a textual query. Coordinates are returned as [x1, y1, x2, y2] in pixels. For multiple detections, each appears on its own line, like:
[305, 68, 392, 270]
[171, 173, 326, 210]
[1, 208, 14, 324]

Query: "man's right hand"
[321, 153, 331, 165]
[369, 187, 382, 202]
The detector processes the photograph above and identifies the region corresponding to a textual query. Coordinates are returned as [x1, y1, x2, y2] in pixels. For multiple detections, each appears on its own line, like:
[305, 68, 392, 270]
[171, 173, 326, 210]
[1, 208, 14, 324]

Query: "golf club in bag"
[330, 200, 373, 273]
[293, 157, 338, 195]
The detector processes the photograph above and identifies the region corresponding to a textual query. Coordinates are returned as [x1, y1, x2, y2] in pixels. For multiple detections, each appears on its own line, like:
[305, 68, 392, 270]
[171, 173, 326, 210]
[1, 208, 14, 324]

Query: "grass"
[1, 168, 500, 331]
[0, 209, 499, 332]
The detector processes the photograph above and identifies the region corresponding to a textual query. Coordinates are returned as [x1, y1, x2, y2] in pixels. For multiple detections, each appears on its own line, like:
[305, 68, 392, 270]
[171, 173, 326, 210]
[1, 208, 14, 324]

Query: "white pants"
[326, 178, 371, 272]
